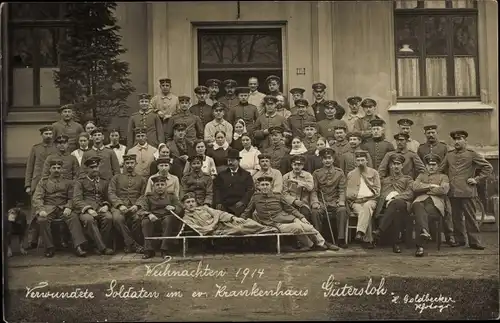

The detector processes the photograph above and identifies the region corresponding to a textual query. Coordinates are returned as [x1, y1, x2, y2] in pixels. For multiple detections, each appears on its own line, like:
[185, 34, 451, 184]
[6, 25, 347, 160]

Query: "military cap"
[181, 192, 197, 202]
[294, 98, 309, 107]
[347, 131, 363, 140]
[257, 176, 273, 183]
[225, 148, 242, 159]
[397, 118, 414, 127]
[424, 153, 442, 164]
[333, 124, 348, 131]
[257, 153, 272, 160]
[354, 150, 369, 158]
[54, 135, 69, 143]
[394, 133, 410, 141]
[450, 130, 468, 139]
[49, 158, 64, 167]
[123, 154, 137, 161]
[265, 75, 280, 84]
[389, 153, 406, 164]
[39, 125, 54, 133]
[263, 95, 278, 104]
[178, 95, 191, 102]
[369, 119, 386, 127]
[304, 122, 317, 129]
[361, 98, 377, 108]
[138, 93, 151, 100]
[156, 157, 172, 165]
[312, 83, 326, 91]
[268, 126, 284, 134]
[319, 147, 336, 158]
[90, 127, 104, 136]
[173, 123, 187, 131]
[212, 102, 227, 111]
[291, 155, 306, 164]
[134, 127, 147, 135]
[84, 156, 101, 168]
[423, 125, 438, 132]
[223, 79, 237, 87]
[235, 87, 250, 95]
[205, 79, 221, 87]
[347, 96, 363, 105]
[158, 78, 171, 84]
[324, 100, 338, 109]
[194, 86, 209, 94]
[188, 155, 204, 163]
[58, 104, 75, 113]
[151, 176, 167, 184]
[290, 88, 305, 95]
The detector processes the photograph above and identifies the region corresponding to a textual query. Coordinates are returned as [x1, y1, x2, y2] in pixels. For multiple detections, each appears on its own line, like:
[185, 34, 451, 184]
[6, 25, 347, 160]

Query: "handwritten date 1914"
[235, 268, 265, 284]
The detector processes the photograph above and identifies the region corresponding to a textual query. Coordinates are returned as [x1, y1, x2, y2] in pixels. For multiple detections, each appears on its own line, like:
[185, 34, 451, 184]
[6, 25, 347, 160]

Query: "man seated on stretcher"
[181, 192, 278, 236]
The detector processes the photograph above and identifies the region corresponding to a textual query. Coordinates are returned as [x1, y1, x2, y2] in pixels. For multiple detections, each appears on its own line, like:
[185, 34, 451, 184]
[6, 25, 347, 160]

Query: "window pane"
[9, 3, 61, 20]
[455, 57, 477, 96]
[395, 0, 419, 9]
[395, 16, 421, 56]
[11, 28, 34, 67]
[426, 58, 448, 96]
[13, 68, 34, 106]
[40, 68, 61, 106]
[425, 16, 449, 56]
[453, 16, 477, 55]
[37, 28, 60, 67]
[451, 0, 476, 8]
[397, 58, 420, 96]
[424, 1, 447, 8]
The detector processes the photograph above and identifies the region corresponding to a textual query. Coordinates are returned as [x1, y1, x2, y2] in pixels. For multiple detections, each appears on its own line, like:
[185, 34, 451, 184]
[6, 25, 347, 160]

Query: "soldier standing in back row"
[205, 79, 221, 107]
[311, 83, 328, 121]
[391, 119, 420, 153]
[289, 88, 315, 116]
[227, 87, 259, 136]
[52, 104, 84, 153]
[190, 86, 213, 128]
[417, 125, 449, 162]
[342, 96, 364, 132]
[127, 93, 164, 148]
[149, 78, 179, 127]
[286, 99, 317, 140]
[166, 95, 203, 142]
[219, 79, 239, 115]
[361, 119, 395, 170]
[353, 98, 383, 141]
[266, 75, 283, 98]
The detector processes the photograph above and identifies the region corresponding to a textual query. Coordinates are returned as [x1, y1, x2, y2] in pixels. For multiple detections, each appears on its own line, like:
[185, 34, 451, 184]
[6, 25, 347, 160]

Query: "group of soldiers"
[23, 75, 494, 258]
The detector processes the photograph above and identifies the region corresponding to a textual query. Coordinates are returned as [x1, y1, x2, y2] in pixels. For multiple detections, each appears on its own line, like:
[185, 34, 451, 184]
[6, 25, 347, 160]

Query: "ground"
[5, 232, 499, 322]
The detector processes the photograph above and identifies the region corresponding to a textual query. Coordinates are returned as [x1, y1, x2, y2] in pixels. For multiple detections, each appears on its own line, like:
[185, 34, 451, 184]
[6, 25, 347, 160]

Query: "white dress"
[239, 146, 261, 176]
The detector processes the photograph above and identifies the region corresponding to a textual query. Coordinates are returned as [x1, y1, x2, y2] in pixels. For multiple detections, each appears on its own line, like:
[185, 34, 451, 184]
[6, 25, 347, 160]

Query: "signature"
[392, 293, 456, 313]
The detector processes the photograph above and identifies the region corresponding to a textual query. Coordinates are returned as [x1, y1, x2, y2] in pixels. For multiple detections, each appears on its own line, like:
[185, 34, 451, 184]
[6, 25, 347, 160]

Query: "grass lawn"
[6, 276, 498, 321]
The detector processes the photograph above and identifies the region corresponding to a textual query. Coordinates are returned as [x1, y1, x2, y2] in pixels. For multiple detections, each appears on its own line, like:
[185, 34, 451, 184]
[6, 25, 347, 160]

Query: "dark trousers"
[39, 208, 87, 250]
[78, 211, 112, 250]
[377, 199, 408, 245]
[297, 206, 321, 231]
[142, 215, 177, 251]
[450, 197, 482, 245]
[110, 208, 141, 248]
[311, 205, 348, 242]
[412, 197, 441, 246]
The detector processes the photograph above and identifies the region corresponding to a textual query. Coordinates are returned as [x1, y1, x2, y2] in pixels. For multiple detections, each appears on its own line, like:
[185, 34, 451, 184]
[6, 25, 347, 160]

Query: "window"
[197, 28, 283, 94]
[394, 0, 479, 101]
[7, 3, 72, 109]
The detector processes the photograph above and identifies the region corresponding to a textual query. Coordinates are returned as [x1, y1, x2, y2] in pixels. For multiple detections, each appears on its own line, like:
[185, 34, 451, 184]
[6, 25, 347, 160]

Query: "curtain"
[455, 57, 477, 96]
[426, 57, 447, 96]
[395, 0, 418, 9]
[397, 58, 420, 96]
[451, 0, 476, 8]
[425, 1, 447, 8]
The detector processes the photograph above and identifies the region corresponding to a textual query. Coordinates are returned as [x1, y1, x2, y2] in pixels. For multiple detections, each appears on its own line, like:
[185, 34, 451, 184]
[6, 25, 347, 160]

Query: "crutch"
[168, 210, 203, 236]
[320, 191, 337, 246]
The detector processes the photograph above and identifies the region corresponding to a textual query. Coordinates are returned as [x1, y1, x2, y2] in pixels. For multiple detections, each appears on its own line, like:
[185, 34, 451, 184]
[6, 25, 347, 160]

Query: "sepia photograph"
[1, 0, 498, 321]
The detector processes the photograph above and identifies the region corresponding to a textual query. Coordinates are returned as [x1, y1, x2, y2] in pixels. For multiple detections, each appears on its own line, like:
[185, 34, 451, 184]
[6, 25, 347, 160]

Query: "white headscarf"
[289, 140, 308, 155]
[233, 119, 248, 141]
[153, 143, 167, 159]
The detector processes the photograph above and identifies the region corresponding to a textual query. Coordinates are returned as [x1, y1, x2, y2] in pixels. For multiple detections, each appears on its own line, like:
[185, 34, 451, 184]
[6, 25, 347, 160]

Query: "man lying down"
[180, 192, 278, 236]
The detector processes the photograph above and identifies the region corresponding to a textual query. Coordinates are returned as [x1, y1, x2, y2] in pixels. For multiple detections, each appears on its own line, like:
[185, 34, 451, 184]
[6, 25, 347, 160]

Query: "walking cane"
[320, 191, 337, 246]
[168, 209, 204, 236]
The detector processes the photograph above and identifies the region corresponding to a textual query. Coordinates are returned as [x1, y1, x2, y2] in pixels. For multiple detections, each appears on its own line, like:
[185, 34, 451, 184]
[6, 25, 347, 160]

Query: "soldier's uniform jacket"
[378, 150, 426, 180]
[439, 148, 493, 198]
[290, 105, 316, 117]
[166, 111, 203, 142]
[218, 95, 239, 115]
[252, 168, 283, 193]
[127, 144, 158, 177]
[227, 103, 260, 134]
[181, 171, 214, 206]
[166, 138, 196, 172]
[32, 176, 73, 215]
[241, 192, 305, 226]
[108, 172, 146, 208]
[412, 172, 450, 217]
[317, 119, 349, 142]
[42, 152, 80, 181]
[338, 149, 374, 175]
[136, 192, 182, 219]
[150, 93, 179, 119]
[361, 137, 395, 170]
[311, 100, 327, 121]
[189, 102, 213, 127]
[253, 113, 288, 149]
[73, 176, 111, 214]
[81, 146, 121, 180]
[52, 120, 84, 152]
[374, 174, 414, 217]
[303, 134, 320, 152]
[311, 166, 346, 207]
[353, 115, 383, 140]
[332, 139, 351, 156]
[286, 113, 317, 139]
[417, 141, 449, 163]
[282, 170, 315, 207]
[391, 138, 420, 154]
[25, 142, 58, 190]
[127, 109, 165, 148]
[262, 144, 290, 170]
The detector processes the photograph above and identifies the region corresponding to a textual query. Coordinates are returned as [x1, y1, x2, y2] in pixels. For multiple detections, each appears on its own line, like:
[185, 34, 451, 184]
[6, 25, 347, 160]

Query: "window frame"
[394, 2, 480, 102]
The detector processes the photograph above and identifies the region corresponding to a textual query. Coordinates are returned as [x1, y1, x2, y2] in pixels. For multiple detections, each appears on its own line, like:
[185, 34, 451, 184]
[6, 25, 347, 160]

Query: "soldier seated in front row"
[241, 176, 338, 252]
[32, 159, 87, 258]
[137, 176, 183, 259]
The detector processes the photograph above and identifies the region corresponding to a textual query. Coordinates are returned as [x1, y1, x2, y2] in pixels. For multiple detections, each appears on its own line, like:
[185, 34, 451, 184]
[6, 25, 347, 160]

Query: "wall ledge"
[5, 111, 59, 124]
[388, 101, 495, 112]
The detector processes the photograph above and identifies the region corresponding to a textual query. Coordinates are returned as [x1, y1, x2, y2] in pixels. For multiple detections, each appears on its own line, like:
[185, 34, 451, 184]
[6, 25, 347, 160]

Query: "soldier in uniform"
[166, 95, 203, 142]
[227, 87, 259, 135]
[391, 119, 420, 153]
[339, 132, 374, 174]
[137, 176, 183, 259]
[166, 123, 196, 175]
[127, 127, 158, 180]
[286, 99, 317, 140]
[331, 125, 350, 156]
[289, 88, 314, 116]
[261, 126, 290, 171]
[266, 75, 283, 97]
[127, 93, 164, 148]
[302, 122, 320, 152]
[82, 127, 121, 180]
[52, 104, 85, 153]
[317, 100, 349, 145]
[310, 148, 348, 248]
[379, 133, 425, 180]
[439, 130, 493, 250]
[219, 79, 239, 114]
[145, 157, 180, 196]
[108, 154, 146, 253]
[248, 77, 266, 110]
[252, 153, 284, 193]
[342, 96, 364, 132]
[149, 78, 179, 126]
[353, 98, 383, 140]
[205, 79, 221, 106]
[180, 155, 214, 206]
[254, 96, 288, 150]
[32, 159, 87, 257]
[417, 124, 449, 162]
[204, 102, 234, 146]
[311, 83, 328, 121]
[72, 157, 115, 255]
[361, 119, 395, 170]
[189, 85, 213, 128]
[372, 154, 414, 253]
[42, 135, 80, 181]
